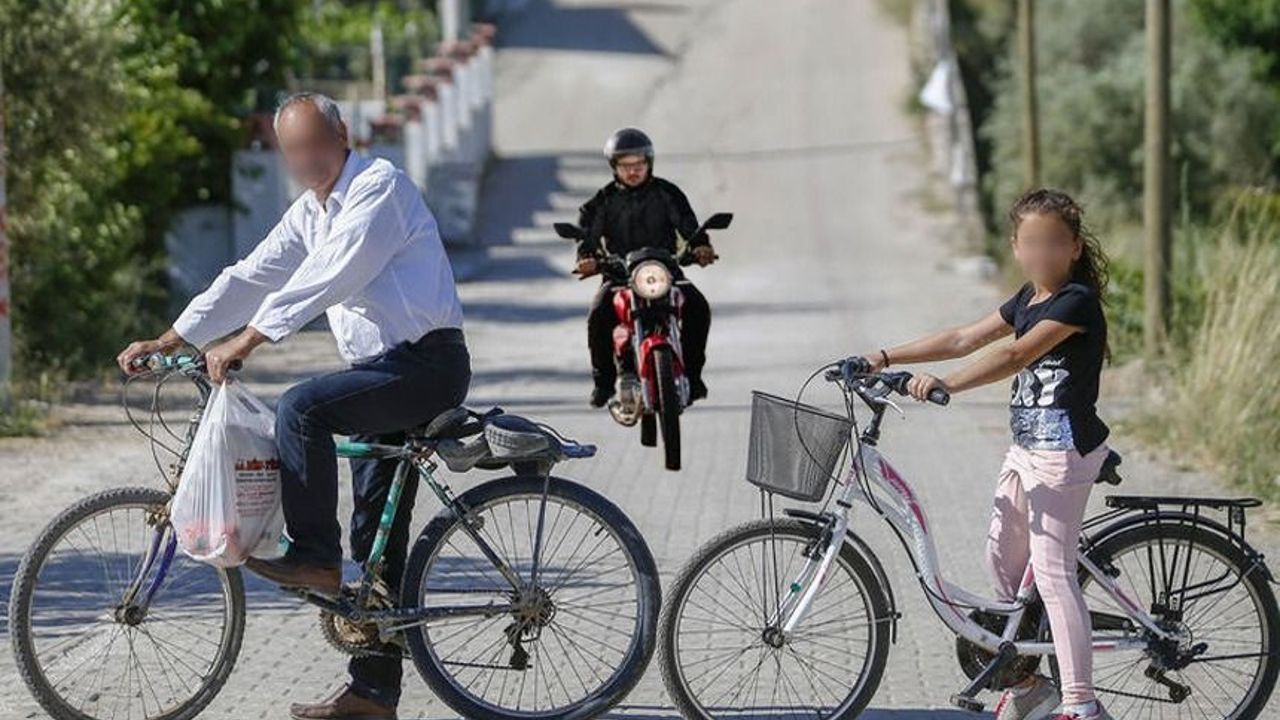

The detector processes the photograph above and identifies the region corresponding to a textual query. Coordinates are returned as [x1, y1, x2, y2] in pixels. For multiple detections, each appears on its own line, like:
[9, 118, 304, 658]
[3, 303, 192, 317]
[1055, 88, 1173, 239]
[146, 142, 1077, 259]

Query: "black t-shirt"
[999, 281, 1109, 454]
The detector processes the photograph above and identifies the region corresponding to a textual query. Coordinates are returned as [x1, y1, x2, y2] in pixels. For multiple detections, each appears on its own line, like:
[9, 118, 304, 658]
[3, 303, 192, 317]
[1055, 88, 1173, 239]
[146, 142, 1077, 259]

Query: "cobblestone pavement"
[1, 1, 1275, 719]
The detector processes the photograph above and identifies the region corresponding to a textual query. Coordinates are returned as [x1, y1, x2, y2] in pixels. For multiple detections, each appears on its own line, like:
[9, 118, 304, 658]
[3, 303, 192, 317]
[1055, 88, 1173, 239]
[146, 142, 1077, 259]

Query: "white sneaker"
[994, 676, 1060, 720]
[1049, 700, 1114, 720]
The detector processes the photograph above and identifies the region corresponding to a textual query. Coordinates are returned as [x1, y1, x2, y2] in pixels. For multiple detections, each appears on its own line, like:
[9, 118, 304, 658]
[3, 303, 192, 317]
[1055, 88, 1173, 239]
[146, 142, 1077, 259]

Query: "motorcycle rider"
[575, 128, 717, 408]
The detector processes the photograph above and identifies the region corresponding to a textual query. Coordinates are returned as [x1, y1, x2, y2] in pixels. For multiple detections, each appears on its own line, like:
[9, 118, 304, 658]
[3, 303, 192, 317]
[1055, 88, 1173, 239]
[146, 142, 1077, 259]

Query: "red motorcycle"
[556, 213, 732, 470]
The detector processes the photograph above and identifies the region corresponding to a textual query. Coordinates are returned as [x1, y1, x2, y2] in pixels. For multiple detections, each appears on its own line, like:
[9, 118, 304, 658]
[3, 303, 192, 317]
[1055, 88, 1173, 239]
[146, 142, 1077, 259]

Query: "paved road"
[0, 1, 1274, 719]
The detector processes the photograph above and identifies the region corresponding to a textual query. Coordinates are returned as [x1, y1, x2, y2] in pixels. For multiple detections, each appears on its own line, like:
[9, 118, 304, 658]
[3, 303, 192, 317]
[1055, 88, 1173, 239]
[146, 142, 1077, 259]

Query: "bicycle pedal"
[949, 694, 984, 712]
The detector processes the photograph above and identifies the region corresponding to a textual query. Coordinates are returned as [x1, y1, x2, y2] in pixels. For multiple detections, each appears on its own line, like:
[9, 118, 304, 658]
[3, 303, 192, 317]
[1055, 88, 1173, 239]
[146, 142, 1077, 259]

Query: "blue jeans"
[274, 328, 470, 707]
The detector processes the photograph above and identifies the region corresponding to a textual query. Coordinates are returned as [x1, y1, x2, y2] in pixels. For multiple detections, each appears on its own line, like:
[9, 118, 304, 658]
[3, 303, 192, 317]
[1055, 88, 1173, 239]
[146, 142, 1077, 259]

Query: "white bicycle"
[658, 361, 1279, 719]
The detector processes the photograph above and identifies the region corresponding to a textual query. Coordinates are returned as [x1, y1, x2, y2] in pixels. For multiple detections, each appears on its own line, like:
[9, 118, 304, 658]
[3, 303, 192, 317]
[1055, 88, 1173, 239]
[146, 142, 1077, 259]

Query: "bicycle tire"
[1048, 521, 1280, 719]
[654, 347, 681, 471]
[401, 475, 660, 720]
[8, 486, 246, 720]
[659, 518, 891, 720]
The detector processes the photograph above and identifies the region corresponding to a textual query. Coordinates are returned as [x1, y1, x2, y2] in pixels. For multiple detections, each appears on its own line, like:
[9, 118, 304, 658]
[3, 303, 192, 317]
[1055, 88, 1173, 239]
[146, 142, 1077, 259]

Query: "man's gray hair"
[274, 92, 344, 132]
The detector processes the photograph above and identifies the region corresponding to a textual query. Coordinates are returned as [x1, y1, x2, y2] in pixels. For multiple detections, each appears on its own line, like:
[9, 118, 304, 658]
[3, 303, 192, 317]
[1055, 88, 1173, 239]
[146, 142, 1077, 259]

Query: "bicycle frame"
[774, 414, 1179, 658]
[117, 360, 544, 634]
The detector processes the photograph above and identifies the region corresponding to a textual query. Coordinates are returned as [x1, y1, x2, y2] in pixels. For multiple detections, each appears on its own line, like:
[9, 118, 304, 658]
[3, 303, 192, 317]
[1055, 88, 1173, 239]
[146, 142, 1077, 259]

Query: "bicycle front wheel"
[8, 486, 246, 720]
[659, 518, 891, 720]
[401, 475, 660, 720]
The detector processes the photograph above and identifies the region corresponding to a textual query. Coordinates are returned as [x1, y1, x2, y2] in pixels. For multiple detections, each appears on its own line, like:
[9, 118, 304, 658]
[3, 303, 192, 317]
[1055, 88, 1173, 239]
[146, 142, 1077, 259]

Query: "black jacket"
[576, 176, 708, 259]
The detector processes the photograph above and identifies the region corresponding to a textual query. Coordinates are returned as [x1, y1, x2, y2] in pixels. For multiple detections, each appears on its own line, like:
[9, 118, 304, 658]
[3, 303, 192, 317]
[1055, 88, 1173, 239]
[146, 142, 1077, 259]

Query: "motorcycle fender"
[612, 323, 632, 355]
[637, 335, 683, 381]
[612, 287, 632, 324]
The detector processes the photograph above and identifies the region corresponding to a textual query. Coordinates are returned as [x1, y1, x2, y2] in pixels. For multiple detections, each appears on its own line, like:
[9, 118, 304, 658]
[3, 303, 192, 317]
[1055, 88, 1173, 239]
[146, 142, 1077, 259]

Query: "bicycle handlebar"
[129, 352, 242, 376]
[825, 359, 951, 406]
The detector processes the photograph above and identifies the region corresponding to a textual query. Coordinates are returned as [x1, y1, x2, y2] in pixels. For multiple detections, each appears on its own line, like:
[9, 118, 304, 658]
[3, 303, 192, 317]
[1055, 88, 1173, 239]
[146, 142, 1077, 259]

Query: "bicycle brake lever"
[874, 394, 905, 417]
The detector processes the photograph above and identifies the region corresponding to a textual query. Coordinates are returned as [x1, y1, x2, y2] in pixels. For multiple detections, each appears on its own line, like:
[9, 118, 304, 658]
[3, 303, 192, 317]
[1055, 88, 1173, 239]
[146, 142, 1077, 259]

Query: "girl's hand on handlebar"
[860, 352, 887, 373]
[906, 373, 947, 403]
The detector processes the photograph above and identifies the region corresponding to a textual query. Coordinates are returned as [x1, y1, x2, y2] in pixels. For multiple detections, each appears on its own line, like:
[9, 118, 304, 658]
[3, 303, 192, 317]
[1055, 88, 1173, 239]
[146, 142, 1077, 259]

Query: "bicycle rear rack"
[1083, 494, 1274, 587]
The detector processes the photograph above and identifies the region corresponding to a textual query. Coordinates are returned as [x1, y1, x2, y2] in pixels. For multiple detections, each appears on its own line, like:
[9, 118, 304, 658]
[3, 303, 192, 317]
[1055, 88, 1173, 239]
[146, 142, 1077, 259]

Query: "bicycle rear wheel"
[659, 519, 890, 720]
[8, 486, 245, 720]
[401, 475, 660, 720]
[1064, 522, 1279, 719]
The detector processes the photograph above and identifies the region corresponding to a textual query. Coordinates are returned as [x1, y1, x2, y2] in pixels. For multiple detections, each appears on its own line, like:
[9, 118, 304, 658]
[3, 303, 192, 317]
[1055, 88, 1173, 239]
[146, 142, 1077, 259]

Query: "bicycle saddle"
[413, 407, 480, 440]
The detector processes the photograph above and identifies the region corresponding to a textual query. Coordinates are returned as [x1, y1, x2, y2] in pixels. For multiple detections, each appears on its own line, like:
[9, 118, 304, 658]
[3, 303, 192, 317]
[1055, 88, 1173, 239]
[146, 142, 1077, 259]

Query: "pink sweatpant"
[985, 443, 1110, 705]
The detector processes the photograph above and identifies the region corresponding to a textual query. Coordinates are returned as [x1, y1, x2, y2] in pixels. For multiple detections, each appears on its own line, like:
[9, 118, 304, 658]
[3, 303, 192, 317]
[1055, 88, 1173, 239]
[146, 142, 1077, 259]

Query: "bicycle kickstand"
[950, 641, 1018, 712]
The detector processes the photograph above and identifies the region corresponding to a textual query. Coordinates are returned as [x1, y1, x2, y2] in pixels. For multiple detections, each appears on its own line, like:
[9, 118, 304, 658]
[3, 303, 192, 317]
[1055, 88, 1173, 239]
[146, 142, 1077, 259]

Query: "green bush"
[978, 0, 1279, 227]
[1, 0, 302, 382]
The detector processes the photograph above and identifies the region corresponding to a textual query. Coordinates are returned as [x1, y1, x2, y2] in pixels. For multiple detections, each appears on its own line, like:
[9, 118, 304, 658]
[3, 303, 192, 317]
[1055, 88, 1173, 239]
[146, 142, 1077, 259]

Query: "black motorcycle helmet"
[604, 127, 655, 169]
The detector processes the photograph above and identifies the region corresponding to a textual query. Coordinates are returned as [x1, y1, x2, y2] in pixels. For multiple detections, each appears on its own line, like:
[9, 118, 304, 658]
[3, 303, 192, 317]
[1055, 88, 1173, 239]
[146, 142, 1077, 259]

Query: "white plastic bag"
[170, 380, 288, 567]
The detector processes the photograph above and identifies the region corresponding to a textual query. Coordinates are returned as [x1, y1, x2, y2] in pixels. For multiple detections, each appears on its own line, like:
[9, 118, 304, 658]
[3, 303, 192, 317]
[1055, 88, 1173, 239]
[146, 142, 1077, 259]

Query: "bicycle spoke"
[669, 526, 878, 719]
[416, 489, 643, 715]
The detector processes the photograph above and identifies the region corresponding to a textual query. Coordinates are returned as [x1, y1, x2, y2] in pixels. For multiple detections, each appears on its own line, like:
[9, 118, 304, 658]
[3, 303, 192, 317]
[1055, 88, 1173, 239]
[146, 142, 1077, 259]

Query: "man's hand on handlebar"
[117, 329, 185, 376]
[574, 256, 599, 279]
[205, 328, 269, 384]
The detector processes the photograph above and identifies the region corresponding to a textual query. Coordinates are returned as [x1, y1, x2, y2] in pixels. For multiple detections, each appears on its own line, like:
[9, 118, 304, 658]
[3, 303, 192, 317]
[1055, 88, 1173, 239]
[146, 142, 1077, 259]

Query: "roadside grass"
[0, 373, 63, 437]
[1126, 208, 1280, 502]
[0, 403, 50, 437]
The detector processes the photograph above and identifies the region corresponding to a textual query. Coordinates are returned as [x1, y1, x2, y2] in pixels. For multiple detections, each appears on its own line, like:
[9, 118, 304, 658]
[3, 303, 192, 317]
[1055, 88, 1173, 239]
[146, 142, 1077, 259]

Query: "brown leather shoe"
[243, 556, 341, 596]
[289, 684, 397, 720]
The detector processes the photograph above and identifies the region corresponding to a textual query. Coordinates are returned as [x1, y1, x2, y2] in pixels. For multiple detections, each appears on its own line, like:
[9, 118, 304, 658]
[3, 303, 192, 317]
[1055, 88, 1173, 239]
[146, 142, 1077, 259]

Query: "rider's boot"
[993, 675, 1059, 720]
[590, 382, 615, 408]
[1049, 700, 1113, 720]
[244, 555, 341, 596]
[590, 366, 617, 408]
[688, 375, 708, 405]
[289, 683, 397, 720]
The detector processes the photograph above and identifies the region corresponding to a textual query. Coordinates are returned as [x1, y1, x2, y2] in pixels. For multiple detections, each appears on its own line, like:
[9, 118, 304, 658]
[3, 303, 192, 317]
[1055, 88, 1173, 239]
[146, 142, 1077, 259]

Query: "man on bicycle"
[575, 127, 717, 407]
[116, 92, 467, 720]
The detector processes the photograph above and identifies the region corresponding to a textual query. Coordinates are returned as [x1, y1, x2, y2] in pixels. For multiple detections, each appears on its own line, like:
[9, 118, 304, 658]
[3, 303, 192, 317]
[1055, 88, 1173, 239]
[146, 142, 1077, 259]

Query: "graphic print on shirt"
[1010, 356, 1070, 408]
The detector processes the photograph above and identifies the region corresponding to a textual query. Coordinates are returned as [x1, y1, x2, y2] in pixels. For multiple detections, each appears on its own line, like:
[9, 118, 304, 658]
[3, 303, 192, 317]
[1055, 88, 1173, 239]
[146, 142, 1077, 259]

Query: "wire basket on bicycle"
[746, 390, 852, 502]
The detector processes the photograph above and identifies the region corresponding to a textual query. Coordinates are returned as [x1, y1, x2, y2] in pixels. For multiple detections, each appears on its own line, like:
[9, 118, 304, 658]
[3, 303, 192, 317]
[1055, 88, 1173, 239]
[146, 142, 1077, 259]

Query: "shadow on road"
[601, 709, 981, 720]
[0, 550, 308, 642]
[492, 0, 677, 56]
[475, 153, 599, 246]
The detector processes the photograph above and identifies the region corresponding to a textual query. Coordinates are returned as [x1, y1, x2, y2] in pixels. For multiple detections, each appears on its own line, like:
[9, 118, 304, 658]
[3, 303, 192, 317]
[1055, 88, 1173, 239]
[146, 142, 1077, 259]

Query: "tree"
[0, 0, 305, 378]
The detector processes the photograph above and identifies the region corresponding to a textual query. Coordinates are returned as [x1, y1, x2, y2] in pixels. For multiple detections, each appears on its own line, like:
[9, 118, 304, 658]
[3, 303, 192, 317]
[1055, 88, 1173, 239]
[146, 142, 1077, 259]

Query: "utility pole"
[1143, 0, 1171, 360]
[1018, 0, 1040, 189]
[0, 56, 12, 408]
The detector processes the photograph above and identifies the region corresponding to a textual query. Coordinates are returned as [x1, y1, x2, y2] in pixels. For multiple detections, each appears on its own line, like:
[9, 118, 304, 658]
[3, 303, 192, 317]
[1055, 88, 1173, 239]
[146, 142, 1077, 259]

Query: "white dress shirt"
[173, 151, 464, 364]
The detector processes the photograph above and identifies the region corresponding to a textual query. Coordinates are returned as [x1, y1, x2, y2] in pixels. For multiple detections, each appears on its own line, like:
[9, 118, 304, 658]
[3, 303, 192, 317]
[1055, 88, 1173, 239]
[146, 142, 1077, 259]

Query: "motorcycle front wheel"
[653, 347, 681, 471]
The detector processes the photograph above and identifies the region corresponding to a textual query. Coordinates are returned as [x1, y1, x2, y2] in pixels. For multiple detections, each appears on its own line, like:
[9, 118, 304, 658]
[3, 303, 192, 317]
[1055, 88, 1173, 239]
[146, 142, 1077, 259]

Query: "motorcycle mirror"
[553, 222, 585, 240]
[703, 212, 733, 231]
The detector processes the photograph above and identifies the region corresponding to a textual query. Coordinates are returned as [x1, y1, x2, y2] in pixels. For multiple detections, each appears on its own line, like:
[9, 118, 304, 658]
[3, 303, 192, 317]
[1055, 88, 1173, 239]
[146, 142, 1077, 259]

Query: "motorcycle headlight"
[631, 261, 673, 300]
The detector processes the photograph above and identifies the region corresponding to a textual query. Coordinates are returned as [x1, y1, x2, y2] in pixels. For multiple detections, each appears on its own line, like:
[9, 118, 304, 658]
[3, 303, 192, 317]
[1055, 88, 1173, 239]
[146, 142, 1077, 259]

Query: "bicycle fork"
[769, 511, 850, 635]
